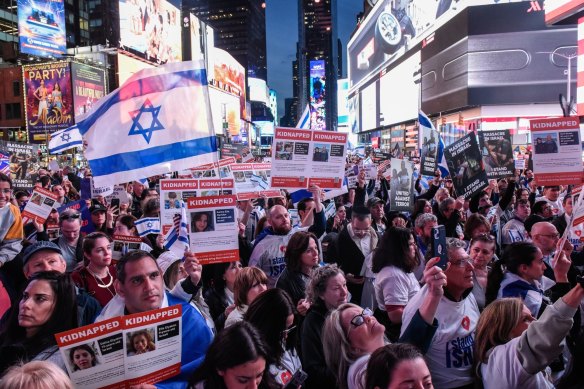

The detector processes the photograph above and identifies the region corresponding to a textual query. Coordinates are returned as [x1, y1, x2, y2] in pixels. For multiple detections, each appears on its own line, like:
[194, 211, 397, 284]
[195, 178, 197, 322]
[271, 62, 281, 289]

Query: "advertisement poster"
[444, 133, 488, 199]
[186, 195, 239, 264]
[478, 130, 514, 179]
[230, 163, 281, 200]
[118, 0, 182, 64]
[71, 62, 106, 120]
[530, 117, 584, 185]
[389, 158, 414, 212]
[420, 127, 439, 176]
[0, 141, 41, 190]
[220, 143, 254, 163]
[271, 128, 348, 190]
[55, 306, 182, 389]
[17, 0, 66, 57]
[21, 187, 60, 224]
[309, 60, 327, 131]
[23, 62, 73, 141]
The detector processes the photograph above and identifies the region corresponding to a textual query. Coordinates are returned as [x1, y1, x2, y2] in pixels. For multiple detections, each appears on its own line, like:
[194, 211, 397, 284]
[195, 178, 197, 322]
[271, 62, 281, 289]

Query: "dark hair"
[82, 231, 112, 255]
[142, 198, 160, 218]
[0, 272, 78, 372]
[244, 288, 295, 363]
[297, 197, 314, 213]
[0, 172, 12, 188]
[116, 250, 156, 284]
[514, 198, 530, 209]
[485, 242, 540, 306]
[365, 344, 426, 389]
[115, 214, 138, 234]
[39, 176, 51, 188]
[411, 199, 431, 225]
[189, 321, 278, 389]
[372, 227, 418, 273]
[463, 213, 491, 241]
[532, 200, 550, 216]
[284, 231, 319, 273]
[69, 344, 97, 371]
[14, 190, 28, 200]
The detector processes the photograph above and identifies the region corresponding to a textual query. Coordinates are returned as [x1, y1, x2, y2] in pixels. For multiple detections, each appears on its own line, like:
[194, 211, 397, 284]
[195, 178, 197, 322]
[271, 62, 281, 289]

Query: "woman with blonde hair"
[474, 283, 584, 389]
[0, 360, 74, 389]
[224, 267, 267, 328]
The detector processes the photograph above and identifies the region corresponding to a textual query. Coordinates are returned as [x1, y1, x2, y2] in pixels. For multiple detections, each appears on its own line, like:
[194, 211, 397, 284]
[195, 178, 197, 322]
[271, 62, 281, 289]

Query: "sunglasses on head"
[60, 214, 81, 221]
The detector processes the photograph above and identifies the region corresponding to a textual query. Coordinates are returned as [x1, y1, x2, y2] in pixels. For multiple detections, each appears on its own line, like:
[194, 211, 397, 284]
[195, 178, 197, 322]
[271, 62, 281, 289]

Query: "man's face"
[132, 182, 144, 196]
[38, 169, 48, 177]
[352, 217, 371, 239]
[515, 202, 531, 220]
[52, 185, 65, 198]
[299, 200, 315, 219]
[17, 195, 29, 208]
[531, 223, 559, 254]
[0, 181, 11, 209]
[444, 247, 474, 294]
[545, 187, 560, 201]
[526, 170, 534, 179]
[418, 220, 438, 242]
[370, 203, 384, 221]
[116, 257, 164, 314]
[565, 197, 573, 216]
[60, 219, 81, 243]
[24, 251, 66, 278]
[269, 205, 291, 234]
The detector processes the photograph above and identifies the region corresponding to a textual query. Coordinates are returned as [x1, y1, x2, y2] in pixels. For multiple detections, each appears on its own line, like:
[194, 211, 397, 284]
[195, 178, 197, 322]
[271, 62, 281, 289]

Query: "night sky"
[266, 0, 363, 119]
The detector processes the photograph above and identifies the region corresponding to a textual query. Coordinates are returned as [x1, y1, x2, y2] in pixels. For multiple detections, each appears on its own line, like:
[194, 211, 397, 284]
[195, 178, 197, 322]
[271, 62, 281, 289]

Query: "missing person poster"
[444, 133, 488, 199]
[530, 117, 584, 185]
[389, 158, 414, 212]
[420, 127, 439, 176]
[271, 127, 348, 189]
[21, 187, 60, 224]
[230, 163, 280, 200]
[186, 195, 239, 264]
[55, 306, 182, 389]
[220, 143, 254, 163]
[0, 141, 41, 190]
[112, 235, 143, 260]
[478, 130, 514, 179]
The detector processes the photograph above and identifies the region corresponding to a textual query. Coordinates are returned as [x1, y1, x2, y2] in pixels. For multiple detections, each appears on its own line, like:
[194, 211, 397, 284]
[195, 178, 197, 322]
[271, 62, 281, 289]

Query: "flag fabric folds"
[49, 126, 83, 154]
[164, 201, 189, 257]
[419, 111, 449, 177]
[134, 217, 161, 237]
[75, 60, 218, 187]
[296, 104, 310, 129]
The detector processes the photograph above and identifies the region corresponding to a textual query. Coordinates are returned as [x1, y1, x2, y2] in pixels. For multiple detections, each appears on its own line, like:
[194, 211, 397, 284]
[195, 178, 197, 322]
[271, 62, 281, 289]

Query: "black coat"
[335, 227, 366, 304]
[275, 268, 309, 306]
[204, 287, 229, 331]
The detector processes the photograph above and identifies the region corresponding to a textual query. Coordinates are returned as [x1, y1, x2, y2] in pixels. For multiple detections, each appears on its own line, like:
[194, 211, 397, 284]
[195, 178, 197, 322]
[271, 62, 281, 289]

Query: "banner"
[444, 133, 488, 199]
[23, 62, 73, 141]
[309, 60, 326, 131]
[0, 141, 41, 190]
[185, 195, 239, 264]
[530, 117, 584, 185]
[21, 187, 61, 224]
[389, 158, 414, 212]
[55, 306, 182, 388]
[219, 143, 254, 163]
[271, 127, 348, 189]
[230, 163, 280, 200]
[71, 62, 106, 120]
[17, 0, 66, 57]
[420, 126, 439, 176]
[478, 130, 514, 179]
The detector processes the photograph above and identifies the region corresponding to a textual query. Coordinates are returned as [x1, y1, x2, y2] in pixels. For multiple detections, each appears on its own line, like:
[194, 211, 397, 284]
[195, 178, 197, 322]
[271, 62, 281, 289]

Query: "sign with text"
[478, 130, 514, 179]
[444, 133, 488, 199]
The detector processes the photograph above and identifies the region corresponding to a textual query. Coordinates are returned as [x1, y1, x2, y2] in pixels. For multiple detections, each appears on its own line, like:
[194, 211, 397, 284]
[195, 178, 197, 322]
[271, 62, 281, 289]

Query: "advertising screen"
[248, 77, 269, 104]
[17, 0, 66, 57]
[361, 81, 377, 132]
[71, 62, 106, 120]
[119, 0, 182, 64]
[23, 62, 73, 141]
[379, 51, 420, 126]
[208, 47, 247, 121]
[190, 13, 203, 60]
[209, 88, 241, 137]
[309, 60, 326, 131]
[117, 52, 156, 85]
[337, 79, 349, 127]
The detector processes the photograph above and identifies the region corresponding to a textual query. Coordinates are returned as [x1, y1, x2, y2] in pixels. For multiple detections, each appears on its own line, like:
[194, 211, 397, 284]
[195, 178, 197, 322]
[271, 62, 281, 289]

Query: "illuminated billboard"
[309, 60, 326, 131]
[71, 62, 106, 120]
[337, 79, 349, 127]
[17, 0, 66, 57]
[190, 13, 203, 60]
[208, 47, 247, 121]
[119, 0, 182, 64]
[248, 77, 269, 104]
[209, 88, 241, 137]
[23, 62, 73, 141]
[117, 52, 156, 85]
[379, 51, 420, 126]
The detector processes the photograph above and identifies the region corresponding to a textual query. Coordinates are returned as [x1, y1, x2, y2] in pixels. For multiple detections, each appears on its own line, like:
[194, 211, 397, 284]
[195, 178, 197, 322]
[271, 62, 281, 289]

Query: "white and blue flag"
[296, 104, 310, 129]
[49, 126, 83, 154]
[250, 173, 269, 190]
[75, 60, 218, 187]
[164, 201, 189, 257]
[135, 217, 161, 237]
[419, 111, 449, 177]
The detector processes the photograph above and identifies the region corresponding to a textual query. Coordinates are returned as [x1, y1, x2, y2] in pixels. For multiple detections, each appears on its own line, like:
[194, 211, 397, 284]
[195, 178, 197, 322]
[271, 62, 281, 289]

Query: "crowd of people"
[0, 158, 583, 389]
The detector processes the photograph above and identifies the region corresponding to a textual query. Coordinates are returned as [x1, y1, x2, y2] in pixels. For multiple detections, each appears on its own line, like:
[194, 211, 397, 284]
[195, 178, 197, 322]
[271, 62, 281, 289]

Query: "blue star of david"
[147, 222, 153, 228]
[128, 99, 164, 144]
[60, 132, 71, 142]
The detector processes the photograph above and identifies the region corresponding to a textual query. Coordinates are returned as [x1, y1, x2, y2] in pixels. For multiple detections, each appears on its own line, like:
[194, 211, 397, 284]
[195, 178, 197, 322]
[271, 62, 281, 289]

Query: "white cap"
[156, 251, 181, 276]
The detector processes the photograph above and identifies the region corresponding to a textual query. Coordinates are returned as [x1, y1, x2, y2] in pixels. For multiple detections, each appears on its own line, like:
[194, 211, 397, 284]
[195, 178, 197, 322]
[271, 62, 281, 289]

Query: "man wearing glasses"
[401, 238, 480, 389]
[37, 208, 84, 273]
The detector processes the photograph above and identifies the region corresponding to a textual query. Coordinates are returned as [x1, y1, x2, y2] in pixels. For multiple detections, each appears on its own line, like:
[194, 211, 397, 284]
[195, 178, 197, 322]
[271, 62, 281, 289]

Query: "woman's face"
[224, 261, 242, 289]
[321, 274, 348, 310]
[195, 214, 208, 232]
[246, 280, 267, 305]
[469, 241, 495, 268]
[133, 334, 149, 354]
[73, 348, 94, 370]
[300, 238, 319, 270]
[423, 201, 432, 214]
[219, 357, 266, 389]
[337, 206, 347, 220]
[406, 235, 417, 261]
[114, 220, 134, 236]
[341, 307, 385, 355]
[509, 304, 535, 339]
[18, 280, 56, 336]
[387, 357, 433, 389]
[88, 237, 112, 268]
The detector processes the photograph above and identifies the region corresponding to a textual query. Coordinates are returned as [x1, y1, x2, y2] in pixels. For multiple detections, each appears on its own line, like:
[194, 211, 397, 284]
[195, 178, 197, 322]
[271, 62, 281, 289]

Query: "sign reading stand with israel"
[74, 60, 217, 187]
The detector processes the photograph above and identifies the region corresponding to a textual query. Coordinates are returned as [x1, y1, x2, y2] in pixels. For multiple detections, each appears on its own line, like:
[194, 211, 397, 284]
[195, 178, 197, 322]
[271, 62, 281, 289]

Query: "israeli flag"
[419, 111, 449, 177]
[135, 217, 161, 237]
[164, 201, 189, 257]
[296, 104, 310, 129]
[49, 126, 83, 154]
[75, 60, 218, 187]
[250, 173, 269, 190]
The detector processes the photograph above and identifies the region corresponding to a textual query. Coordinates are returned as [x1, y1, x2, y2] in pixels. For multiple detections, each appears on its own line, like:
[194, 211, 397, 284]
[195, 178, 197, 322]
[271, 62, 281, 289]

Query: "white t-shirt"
[402, 285, 480, 389]
[374, 265, 420, 311]
[347, 354, 369, 389]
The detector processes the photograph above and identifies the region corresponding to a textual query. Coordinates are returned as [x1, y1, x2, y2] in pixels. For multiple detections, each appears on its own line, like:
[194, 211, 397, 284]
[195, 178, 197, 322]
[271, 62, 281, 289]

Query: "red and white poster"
[230, 163, 281, 200]
[21, 187, 60, 223]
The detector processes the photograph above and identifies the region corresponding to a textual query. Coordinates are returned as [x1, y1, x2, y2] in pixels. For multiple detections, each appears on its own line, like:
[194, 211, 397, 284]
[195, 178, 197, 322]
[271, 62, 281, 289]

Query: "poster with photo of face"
[444, 133, 488, 199]
[478, 130, 514, 179]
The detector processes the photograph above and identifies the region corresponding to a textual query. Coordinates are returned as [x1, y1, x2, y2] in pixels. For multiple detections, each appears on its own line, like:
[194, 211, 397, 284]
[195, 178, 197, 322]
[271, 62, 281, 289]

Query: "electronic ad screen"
[309, 60, 327, 131]
[17, 0, 66, 57]
[71, 62, 106, 120]
[119, 0, 182, 64]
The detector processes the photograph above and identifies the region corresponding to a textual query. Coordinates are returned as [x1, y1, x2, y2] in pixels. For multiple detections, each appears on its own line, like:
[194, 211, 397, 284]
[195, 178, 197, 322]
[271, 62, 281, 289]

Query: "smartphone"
[285, 369, 308, 388]
[110, 198, 120, 208]
[432, 225, 449, 270]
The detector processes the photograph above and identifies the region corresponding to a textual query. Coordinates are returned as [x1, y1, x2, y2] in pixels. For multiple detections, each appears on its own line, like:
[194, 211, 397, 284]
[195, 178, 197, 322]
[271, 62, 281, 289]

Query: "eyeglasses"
[60, 214, 81, 221]
[353, 228, 370, 234]
[537, 233, 560, 239]
[350, 308, 373, 328]
[0, 189, 11, 194]
[450, 256, 474, 268]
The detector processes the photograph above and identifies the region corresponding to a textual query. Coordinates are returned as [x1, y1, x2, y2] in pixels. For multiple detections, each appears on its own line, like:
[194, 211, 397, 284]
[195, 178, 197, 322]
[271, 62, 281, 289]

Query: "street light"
[537, 51, 577, 116]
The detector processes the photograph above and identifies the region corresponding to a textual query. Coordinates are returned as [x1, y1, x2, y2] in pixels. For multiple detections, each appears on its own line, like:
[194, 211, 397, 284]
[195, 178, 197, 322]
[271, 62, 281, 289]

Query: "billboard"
[190, 13, 203, 60]
[209, 88, 241, 137]
[309, 60, 326, 131]
[119, 0, 182, 64]
[117, 52, 156, 85]
[23, 62, 73, 141]
[208, 47, 247, 122]
[337, 79, 349, 127]
[360, 81, 376, 132]
[71, 62, 106, 120]
[17, 0, 66, 57]
[379, 51, 420, 127]
[248, 77, 269, 104]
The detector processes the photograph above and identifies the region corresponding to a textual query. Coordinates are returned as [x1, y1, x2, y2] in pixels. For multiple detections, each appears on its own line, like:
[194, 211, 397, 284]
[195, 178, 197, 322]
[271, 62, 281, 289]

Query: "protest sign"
[389, 158, 414, 212]
[478, 130, 514, 179]
[220, 143, 254, 163]
[0, 141, 41, 190]
[186, 195, 239, 264]
[112, 235, 144, 260]
[46, 223, 61, 240]
[444, 133, 488, 199]
[420, 127, 439, 176]
[21, 187, 60, 224]
[90, 178, 114, 198]
[230, 163, 281, 200]
[271, 127, 347, 189]
[55, 306, 182, 389]
[530, 117, 584, 185]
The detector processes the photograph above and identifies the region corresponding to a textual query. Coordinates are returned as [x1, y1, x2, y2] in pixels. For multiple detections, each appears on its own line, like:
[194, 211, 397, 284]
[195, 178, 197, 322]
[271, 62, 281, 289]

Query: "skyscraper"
[186, 0, 267, 81]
